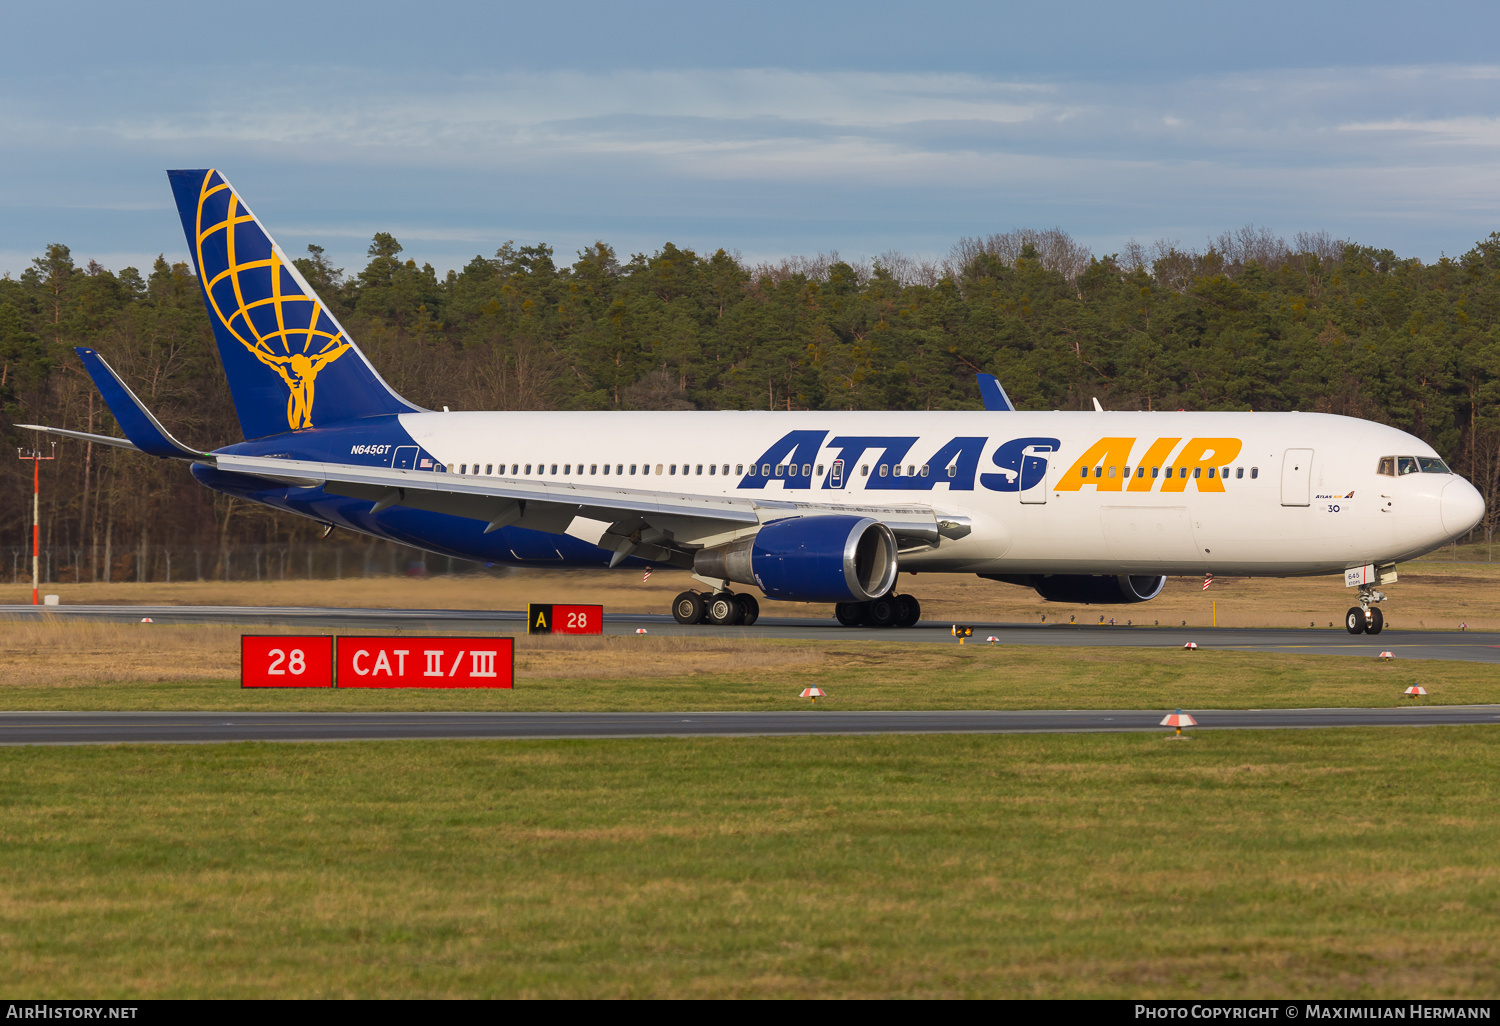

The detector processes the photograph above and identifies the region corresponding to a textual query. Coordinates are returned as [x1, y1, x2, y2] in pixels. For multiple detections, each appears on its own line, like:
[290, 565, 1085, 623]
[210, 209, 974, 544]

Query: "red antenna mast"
[17, 443, 56, 606]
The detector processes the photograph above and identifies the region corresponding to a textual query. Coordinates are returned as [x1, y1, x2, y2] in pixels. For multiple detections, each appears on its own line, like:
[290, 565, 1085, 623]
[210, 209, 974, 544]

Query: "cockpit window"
[1377, 457, 1395, 477]
[1397, 456, 1420, 476]
[1418, 457, 1451, 474]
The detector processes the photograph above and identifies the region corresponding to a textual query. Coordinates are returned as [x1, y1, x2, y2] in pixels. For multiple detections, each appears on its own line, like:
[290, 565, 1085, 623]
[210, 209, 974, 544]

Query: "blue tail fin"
[976, 373, 1015, 412]
[167, 169, 422, 440]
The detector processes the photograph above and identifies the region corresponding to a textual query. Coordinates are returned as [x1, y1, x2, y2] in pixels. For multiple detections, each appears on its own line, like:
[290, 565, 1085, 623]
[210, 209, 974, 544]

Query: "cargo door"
[1101, 506, 1200, 565]
[1281, 448, 1313, 506]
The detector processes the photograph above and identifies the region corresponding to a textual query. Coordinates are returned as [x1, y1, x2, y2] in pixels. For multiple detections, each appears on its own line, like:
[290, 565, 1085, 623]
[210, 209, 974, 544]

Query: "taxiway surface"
[3, 604, 1499, 664]
[1, 707, 1495, 745]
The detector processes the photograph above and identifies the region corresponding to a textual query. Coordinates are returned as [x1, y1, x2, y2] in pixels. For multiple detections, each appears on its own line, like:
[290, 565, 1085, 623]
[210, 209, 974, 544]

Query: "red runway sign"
[527, 603, 603, 635]
[241, 636, 334, 688]
[337, 636, 514, 688]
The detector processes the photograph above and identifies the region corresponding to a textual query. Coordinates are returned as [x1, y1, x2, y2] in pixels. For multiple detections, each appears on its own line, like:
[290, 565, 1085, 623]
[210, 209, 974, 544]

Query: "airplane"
[19, 169, 1488, 634]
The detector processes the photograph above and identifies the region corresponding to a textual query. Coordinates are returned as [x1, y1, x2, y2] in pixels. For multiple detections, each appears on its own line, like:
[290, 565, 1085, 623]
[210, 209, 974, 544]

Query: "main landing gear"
[672, 590, 760, 626]
[834, 592, 922, 629]
[668, 590, 921, 628]
[1345, 585, 1386, 635]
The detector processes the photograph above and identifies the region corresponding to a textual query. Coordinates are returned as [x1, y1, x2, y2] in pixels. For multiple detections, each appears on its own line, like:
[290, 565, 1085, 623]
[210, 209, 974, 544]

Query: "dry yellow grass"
[3, 619, 1499, 712]
[0, 620, 242, 687]
[0, 620, 820, 687]
[8, 556, 1497, 629]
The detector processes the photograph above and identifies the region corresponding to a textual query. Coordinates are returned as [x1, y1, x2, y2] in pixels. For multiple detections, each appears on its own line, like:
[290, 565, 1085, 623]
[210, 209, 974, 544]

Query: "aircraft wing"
[213, 453, 968, 565]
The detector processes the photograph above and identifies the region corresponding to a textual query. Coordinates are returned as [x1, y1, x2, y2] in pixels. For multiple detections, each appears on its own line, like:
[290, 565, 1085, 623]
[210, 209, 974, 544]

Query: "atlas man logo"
[193, 170, 351, 430]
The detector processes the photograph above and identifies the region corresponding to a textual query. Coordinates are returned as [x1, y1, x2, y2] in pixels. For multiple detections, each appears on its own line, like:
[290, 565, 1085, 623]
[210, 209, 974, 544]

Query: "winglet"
[976, 373, 1015, 412]
[74, 348, 206, 459]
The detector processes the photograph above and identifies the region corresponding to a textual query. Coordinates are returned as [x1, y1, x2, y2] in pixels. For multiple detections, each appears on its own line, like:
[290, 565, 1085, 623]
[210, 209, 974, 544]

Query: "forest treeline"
[3, 223, 1500, 583]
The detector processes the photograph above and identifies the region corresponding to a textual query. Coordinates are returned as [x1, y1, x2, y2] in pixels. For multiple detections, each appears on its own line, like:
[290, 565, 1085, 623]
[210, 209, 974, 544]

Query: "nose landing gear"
[1345, 586, 1386, 634]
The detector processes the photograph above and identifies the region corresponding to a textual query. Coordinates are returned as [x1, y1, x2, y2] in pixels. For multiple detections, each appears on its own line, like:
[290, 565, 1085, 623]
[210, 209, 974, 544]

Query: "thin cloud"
[2, 63, 1499, 275]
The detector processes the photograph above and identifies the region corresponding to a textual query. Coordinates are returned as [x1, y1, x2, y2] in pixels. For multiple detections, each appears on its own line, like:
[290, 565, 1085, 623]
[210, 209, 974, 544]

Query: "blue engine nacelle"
[693, 515, 899, 603]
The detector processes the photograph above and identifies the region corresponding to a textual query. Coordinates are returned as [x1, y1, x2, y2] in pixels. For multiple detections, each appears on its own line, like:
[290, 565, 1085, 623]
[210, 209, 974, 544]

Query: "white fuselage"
[399, 409, 1484, 578]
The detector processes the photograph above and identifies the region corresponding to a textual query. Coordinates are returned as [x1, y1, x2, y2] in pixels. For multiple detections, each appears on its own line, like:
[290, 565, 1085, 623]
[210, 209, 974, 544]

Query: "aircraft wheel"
[1367, 607, 1384, 635]
[835, 602, 864, 627]
[895, 594, 921, 628]
[1345, 607, 1366, 634]
[865, 594, 900, 628]
[707, 592, 742, 626]
[673, 590, 705, 625]
[735, 593, 760, 626]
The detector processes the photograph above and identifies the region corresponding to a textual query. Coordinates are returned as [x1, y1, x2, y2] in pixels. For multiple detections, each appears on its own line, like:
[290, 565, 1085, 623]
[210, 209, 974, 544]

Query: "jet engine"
[694, 515, 899, 603]
[982, 573, 1167, 604]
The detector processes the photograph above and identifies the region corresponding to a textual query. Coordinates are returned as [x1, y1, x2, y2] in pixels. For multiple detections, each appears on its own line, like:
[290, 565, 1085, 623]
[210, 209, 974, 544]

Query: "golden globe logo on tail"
[193, 170, 351, 430]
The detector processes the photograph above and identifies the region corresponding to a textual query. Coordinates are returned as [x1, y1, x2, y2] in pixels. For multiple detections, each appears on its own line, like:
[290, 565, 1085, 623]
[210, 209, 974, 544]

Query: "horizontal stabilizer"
[14, 424, 143, 453]
[976, 373, 1015, 412]
[73, 348, 207, 460]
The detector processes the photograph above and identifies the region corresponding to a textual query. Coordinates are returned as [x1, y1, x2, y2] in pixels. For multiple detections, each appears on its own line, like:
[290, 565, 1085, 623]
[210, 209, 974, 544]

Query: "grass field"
[0, 729, 1496, 997]
[0, 620, 1495, 712]
[8, 552, 1500, 630]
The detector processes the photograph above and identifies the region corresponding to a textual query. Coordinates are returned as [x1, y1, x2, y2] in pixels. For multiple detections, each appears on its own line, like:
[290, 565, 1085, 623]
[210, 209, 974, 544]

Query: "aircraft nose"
[1441, 478, 1486, 537]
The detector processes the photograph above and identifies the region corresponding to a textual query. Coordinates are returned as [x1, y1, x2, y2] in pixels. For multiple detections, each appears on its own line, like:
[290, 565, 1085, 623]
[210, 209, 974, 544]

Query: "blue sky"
[3, 0, 1499, 278]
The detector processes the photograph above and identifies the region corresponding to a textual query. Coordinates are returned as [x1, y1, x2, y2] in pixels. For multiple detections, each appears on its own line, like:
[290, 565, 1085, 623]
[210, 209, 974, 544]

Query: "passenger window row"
[449, 459, 978, 481]
[858, 464, 958, 478]
[444, 459, 1284, 484]
[448, 462, 760, 477]
[1081, 465, 1259, 480]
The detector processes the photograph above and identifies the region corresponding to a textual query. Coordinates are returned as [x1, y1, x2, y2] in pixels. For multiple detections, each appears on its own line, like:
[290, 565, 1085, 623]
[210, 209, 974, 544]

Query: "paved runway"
[4, 604, 1500, 663]
[1, 706, 1496, 745]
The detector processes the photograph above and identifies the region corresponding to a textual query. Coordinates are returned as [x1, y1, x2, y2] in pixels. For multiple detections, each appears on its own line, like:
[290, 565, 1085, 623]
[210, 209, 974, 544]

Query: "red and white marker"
[1182, 642, 1198, 650]
[140, 617, 153, 623]
[1378, 651, 1394, 661]
[986, 636, 999, 643]
[635, 628, 648, 634]
[1161, 709, 1197, 737]
[800, 687, 826, 702]
[1404, 685, 1428, 697]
